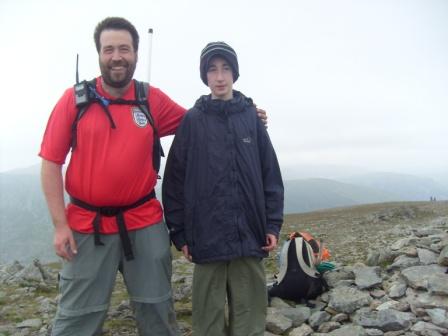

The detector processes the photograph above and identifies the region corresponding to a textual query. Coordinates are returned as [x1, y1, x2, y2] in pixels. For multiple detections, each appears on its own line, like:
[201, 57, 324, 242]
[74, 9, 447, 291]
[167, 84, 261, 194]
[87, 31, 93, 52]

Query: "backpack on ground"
[268, 231, 330, 302]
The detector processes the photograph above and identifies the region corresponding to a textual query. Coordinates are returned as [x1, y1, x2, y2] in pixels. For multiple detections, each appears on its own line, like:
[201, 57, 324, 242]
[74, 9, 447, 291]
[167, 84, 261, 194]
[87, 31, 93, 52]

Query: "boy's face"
[206, 56, 234, 101]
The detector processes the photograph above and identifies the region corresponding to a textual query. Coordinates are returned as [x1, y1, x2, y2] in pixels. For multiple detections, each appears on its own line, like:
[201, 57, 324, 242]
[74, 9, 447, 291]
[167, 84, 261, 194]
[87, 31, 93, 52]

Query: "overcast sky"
[0, 0, 447, 180]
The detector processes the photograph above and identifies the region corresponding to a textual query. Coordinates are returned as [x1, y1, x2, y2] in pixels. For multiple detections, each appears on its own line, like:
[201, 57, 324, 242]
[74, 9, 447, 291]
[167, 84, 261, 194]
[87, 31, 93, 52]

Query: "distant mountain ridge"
[1, 165, 447, 263]
[284, 173, 448, 213]
[0, 172, 54, 264]
[283, 178, 397, 213]
[341, 172, 448, 201]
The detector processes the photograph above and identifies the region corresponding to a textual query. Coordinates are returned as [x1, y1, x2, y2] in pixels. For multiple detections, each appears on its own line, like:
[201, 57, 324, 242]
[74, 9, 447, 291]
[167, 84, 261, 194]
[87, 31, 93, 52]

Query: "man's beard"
[100, 59, 136, 89]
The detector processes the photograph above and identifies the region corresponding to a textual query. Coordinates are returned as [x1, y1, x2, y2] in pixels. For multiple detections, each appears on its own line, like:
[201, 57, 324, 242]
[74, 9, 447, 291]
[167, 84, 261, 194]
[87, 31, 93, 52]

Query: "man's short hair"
[94, 17, 139, 53]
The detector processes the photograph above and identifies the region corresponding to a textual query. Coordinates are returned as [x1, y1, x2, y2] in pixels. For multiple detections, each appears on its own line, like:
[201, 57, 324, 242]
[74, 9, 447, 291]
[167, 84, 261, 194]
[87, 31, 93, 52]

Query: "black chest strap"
[69, 190, 156, 261]
[71, 79, 164, 174]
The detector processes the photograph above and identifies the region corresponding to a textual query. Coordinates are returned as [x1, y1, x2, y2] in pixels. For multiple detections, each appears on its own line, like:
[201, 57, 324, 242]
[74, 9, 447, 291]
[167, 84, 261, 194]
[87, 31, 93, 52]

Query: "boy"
[162, 42, 284, 336]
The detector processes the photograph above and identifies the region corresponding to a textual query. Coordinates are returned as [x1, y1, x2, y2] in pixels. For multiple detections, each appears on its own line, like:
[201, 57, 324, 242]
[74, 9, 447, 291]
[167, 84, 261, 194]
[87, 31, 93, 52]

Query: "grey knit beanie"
[200, 41, 239, 85]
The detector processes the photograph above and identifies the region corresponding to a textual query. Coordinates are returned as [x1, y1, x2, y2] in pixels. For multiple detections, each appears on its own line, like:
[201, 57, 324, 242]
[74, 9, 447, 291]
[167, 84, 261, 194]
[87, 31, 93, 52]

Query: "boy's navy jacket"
[162, 91, 284, 264]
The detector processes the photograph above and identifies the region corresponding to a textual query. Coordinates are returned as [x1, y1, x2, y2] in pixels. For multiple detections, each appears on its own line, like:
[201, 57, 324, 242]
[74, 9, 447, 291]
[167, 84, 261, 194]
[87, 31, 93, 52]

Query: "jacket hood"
[193, 90, 253, 116]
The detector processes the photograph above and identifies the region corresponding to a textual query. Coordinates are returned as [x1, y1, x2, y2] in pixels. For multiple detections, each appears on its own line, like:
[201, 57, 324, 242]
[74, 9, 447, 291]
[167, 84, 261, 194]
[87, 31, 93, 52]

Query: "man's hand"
[54, 224, 77, 261]
[262, 233, 278, 252]
[255, 106, 268, 127]
[181, 245, 192, 262]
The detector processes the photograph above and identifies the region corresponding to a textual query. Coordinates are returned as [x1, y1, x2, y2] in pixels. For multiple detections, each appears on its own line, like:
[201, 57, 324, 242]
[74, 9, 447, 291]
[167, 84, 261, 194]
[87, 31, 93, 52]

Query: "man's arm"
[41, 159, 77, 260]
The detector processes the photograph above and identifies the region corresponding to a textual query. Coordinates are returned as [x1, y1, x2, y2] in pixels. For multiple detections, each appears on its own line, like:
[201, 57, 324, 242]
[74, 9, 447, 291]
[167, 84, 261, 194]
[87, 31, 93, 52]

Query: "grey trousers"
[51, 223, 180, 336]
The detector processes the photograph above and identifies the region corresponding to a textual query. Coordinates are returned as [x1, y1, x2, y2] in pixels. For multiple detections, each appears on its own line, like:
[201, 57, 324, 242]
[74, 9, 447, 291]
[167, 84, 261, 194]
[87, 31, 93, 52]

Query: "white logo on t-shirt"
[132, 107, 148, 128]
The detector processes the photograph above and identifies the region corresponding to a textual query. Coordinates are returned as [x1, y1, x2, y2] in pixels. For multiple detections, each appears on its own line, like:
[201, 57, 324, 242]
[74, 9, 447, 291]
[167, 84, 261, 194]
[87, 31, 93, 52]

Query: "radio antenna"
[147, 28, 153, 83]
[76, 54, 80, 84]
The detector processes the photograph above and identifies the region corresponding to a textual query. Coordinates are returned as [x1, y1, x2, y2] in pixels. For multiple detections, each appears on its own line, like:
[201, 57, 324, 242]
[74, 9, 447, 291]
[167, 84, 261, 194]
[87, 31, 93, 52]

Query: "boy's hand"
[181, 245, 192, 262]
[262, 234, 277, 252]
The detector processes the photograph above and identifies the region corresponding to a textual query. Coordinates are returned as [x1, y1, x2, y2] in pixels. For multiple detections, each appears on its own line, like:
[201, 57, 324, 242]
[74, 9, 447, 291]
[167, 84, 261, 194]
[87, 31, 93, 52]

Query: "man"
[162, 42, 284, 336]
[40, 17, 184, 336]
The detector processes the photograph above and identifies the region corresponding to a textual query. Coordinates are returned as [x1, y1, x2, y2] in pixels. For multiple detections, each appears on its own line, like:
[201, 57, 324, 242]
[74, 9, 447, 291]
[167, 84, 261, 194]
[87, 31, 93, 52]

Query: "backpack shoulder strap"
[134, 80, 164, 174]
[134, 80, 155, 127]
[276, 240, 291, 284]
[295, 237, 321, 279]
[71, 78, 97, 150]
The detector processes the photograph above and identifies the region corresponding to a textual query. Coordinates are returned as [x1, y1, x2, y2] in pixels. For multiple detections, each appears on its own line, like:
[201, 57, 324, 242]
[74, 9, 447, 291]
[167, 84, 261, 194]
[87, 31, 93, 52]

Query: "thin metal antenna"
[147, 28, 153, 83]
[76, 54, 80, 84]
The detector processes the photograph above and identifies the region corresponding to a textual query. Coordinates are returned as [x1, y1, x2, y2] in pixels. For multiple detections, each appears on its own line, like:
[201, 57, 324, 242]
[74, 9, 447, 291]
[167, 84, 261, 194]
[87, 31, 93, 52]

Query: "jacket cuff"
[170, 232, 186, 251]
[267, 225, 281, 239]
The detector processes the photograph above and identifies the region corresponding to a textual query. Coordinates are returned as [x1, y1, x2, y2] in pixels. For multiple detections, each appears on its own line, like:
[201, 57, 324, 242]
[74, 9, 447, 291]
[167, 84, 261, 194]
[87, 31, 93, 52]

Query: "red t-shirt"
[39, 77, 186, 234]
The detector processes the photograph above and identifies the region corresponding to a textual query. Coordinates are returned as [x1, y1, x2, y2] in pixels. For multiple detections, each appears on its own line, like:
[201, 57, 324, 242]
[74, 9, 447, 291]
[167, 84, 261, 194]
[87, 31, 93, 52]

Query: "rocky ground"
[0, 201, 447, 336]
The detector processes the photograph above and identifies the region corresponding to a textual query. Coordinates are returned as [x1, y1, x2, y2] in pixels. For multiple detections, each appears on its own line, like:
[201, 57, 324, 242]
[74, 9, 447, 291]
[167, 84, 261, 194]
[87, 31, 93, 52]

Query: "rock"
[264, 332, 277, 336]
[323, 267, 355, 288]
[12, 263, 45, 284]
[352, 308, 416, 332]
[414, 228, 445, 237]
[417, 248, 439, 265]
[419, 330, 443, 336]
[386, 331, 413, 336]
[270, 297, 293, 308]
[411, 321, 448, 334]
[365, 329, 383, 336]
[370, 289, 386, 299]
[288, 324, 314, 336]
[308, 310, 331, 329]
[320, 291, 330, 303]
[16, 318, 43, 329]
[388, 255, 420, 271]
[327, 325, 368, 336]
[276, 306, 311, 327]
[317, 321, 341, 333]
[0, 261, 23, 283]
[307, 300, 327, 314]
[366, 251, 380, 266]
[391, 237, 418, 251]
[405, 287, 448, 310]
[401, 265, 447, 290]
[404, 246, 418, 257]
[378, 248, 400, 265]
[0, 324, 15, 335]
[426, 308, 448, 328]
[426, 273, 448, 296]
[353, 266, 382, 289]
[331, 313, 349, 323]
[388, 282, 407, 298]
[266, 308, 293, 334]
[328, 287, 372, 314]
[438, 245, 448, 266]
[335, 279, 356, 287]
[173, 281, 192, 302]
[376, 300, 401, 311]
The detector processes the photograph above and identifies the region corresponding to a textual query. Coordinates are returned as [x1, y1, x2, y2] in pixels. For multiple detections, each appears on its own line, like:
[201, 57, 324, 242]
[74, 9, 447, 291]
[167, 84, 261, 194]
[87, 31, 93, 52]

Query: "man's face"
[98, 29, 137, 89]
[206, 56, 233, 101]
